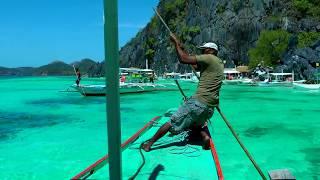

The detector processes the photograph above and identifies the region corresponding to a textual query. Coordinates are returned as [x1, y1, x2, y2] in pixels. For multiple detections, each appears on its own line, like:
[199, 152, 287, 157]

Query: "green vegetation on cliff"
[249, 30, 291, 68]
[297, 32, 320, 48]
[34, 61, 73, 76]
[249, 29, 320, 68]
[138, 0, 200, 69]
[292, 0, 320, 19]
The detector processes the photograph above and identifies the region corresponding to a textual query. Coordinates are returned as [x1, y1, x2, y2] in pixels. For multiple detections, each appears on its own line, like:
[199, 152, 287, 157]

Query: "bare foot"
[142, 143, 151, 152]
[202, 137, 211, 150]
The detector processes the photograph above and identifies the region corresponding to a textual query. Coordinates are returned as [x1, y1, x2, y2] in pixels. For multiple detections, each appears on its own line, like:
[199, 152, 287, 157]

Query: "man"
[142, 33, 224, 152]
[149, 72, 155, 83]
[75, 68, 81, 86]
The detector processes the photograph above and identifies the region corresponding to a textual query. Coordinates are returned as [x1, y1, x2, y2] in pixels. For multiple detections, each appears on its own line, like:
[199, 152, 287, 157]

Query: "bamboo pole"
[153, 8, 266, 179]
[216, 107, 267, 180]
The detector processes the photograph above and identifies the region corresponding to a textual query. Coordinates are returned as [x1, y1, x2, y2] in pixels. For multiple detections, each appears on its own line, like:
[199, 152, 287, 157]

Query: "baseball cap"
[197, 42, 218, 51]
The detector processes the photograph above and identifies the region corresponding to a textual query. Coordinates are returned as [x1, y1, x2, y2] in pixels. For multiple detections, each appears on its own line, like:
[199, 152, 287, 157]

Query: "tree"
[144, 37, 157, 68]
[249, 30, 291, 68]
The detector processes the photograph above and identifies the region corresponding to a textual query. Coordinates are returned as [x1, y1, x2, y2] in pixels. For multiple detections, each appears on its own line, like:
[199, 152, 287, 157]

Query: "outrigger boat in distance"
[293, 72, 320, 90]
[71, 83, 187, 96]
[72, 115, 223, 179]
[248, 73, 294, 87]
[223, 68, 242, 85]
[293, 82, 320, 90]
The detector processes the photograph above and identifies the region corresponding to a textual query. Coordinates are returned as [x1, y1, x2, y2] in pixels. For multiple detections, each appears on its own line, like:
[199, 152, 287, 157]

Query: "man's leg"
[142, 122, 172, 152]
[200, 127, 211, 150]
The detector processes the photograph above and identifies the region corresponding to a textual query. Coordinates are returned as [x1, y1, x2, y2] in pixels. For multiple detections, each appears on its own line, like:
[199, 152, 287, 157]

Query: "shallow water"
[0, 76, 319, 179]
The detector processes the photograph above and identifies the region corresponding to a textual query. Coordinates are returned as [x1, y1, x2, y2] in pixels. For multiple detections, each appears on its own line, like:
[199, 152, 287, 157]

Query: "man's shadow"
[148, 164, 165, 180]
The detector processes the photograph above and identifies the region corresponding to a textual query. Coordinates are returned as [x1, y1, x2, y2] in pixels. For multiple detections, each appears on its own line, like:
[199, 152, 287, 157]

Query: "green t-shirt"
[195, 54, 224, 107]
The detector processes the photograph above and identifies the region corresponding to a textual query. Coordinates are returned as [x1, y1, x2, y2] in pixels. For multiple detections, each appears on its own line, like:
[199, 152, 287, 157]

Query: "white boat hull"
[71, 83, 181, 96]
[256, 81, 292, 87]
[223, 79, 242, 85]
[293, 83, 320, 90]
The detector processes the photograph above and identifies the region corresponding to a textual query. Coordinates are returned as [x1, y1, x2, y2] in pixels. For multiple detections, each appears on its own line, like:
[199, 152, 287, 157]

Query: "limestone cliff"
[119, 0, 320, 79]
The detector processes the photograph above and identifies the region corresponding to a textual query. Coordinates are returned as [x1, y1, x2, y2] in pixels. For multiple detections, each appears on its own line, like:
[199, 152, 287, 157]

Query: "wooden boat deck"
[86, 117, 221, 179]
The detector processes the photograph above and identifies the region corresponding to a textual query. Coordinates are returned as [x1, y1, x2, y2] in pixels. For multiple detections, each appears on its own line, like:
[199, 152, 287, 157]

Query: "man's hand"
[170, 33, 180, 46]
[169, 33, 197, 65]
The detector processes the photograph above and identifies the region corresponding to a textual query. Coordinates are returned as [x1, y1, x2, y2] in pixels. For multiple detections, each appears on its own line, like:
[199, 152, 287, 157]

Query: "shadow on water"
[300, 147, 320, 177]
[244, 124, 314, 139]
[27, 97, 140, 114]
[223, 94, 290, 101]
[0, 110, 73, 141]
[120, 96, 150, 103]
[28, 95, 157, 107]
[311, 109, 320, 113]
[244, 126, 270, 138]
[223, 95, 310, 103]
[223, 88, 275, 94]
[27, 97, 106, 107]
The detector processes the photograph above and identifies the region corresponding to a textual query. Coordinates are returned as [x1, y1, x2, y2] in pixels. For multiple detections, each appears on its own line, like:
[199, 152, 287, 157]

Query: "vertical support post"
[104, 0, 122, 179]
[146, 59, 149, 69]
[292, 70, 294, 82]
[316, 63, 319, 84]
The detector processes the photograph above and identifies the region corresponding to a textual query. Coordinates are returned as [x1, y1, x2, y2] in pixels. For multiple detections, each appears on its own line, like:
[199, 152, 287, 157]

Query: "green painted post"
[104, 0, 122, 179]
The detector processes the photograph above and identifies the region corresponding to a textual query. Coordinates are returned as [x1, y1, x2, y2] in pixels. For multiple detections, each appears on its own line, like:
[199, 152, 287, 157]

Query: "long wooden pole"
[154, 8, 266, 179]
[104, 0, 122, 179]
[153, 8, 199, 79]
[153, 8, 172, 34]
[216, 107, 267, 180]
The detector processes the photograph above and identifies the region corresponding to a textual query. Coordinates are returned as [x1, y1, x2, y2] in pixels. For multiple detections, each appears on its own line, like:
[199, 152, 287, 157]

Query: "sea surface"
[0, 76, 319, 179]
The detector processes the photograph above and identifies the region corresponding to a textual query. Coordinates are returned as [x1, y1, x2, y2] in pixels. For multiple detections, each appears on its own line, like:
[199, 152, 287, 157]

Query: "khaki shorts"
[170, 97, 214, 134]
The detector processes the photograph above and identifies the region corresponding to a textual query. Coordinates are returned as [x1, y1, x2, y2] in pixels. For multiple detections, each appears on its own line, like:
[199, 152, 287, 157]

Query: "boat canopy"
[236, 66, 249, 73]
[165, 72, 181, 76]
[120, 68, 154, 76]
[269, 73, 293, 76]
[224, 68, 240, 74]
[120, 68, 154, 73]
[179, 73, 193, 77]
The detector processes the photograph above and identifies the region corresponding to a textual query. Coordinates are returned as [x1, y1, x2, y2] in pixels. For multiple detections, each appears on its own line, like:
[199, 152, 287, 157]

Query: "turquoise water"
[0, 76, 319, 179]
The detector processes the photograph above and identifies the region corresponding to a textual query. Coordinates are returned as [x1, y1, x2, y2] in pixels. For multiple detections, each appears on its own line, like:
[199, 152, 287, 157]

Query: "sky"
[0, 0, 159, 68]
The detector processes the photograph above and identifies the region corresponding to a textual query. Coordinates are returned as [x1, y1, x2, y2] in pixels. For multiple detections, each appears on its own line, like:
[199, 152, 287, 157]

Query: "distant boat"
[239, 78, 254, 85]
[163, 72, 182, 79]
[223, 68, 242, 85]
[71, 83, 184, 96]
[70, 67, 187, 96]
[253, 73, 294, 87]
[178, 73, 199, 83]
[293, 82, 320, 90]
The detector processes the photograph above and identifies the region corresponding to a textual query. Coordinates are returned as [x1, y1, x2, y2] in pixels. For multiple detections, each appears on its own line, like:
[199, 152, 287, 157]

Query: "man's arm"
[192, 64, 199, 71]
[170, 33, 197, 65]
